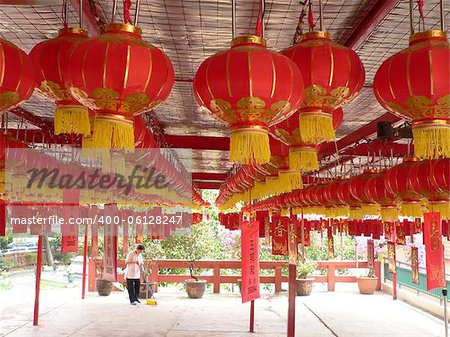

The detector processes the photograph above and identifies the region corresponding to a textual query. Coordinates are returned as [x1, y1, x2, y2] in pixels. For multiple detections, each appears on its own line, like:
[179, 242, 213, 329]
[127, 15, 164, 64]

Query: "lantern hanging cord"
[123, 0, 132, 24]
[308, 0, 315, 31]
[293, 1, 308, 45]
[62, 0, 69, 29]
[417, 0, 425, 32]
[255, 0, 265, 37]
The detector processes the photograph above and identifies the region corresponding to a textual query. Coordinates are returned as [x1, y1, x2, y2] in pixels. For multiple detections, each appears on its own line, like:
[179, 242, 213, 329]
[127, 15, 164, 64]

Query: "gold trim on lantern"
[95, 113, 133, 126]
[299, 31, 332, 42]
[231, 35, 267, 47]
[409, 30, 447, 44]
[413, 118, 450, 127]
[230, 124, 268, 134]
[104, 23, 142, 37]
[59, 27, 89, 37]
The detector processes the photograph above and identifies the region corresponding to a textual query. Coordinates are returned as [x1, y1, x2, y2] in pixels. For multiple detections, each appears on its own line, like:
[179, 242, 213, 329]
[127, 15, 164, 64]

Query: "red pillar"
[249, 300, 255, 332]
[392, 222, 397, 300]
[81, 223, 88, 299]
[287, 264, 297, 337]
[33, 234, 43, 326]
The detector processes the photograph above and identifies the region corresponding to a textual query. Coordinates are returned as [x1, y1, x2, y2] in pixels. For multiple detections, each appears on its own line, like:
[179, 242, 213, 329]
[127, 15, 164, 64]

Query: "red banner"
[103, 220, 118, 282]
[411, 246, 420, 285]
[367, 239, 374, 270]
[387, 241, 396, 274]
[327, 228, 334, 258]
[61, 189, 79, 253]
[288, 221, 298, 265]
[0, 200, 5, 236]
[396, 222, 406, 245]
[271, 216, 288, 256]
[241, 220, 260, 303]
[264, 217, 270, 246]
[423, 212, 445, 291]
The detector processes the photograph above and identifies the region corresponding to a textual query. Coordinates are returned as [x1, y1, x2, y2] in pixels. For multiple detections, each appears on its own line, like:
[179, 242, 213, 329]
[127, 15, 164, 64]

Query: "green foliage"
[0, 270, 12, 290]
[50, 236, 75, 265]
[24, 253, 37, 266]
[0, 236, 12, 250]
[297, 259, 317, 279]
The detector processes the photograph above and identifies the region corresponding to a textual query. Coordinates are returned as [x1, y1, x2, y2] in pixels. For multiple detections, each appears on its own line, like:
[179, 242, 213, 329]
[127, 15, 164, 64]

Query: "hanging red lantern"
[323, 178, 349, 218]
[193, 35, 304, 165]
[407, 159, 450, 219]
[374, 30, 450, 159]
[364, 170, 399, 220]
[385, 157, 425, 217]
[0, 39, 34, 113]
[64, 23, 174, 149]
[337, 178, 361, 219]
[30, 28, 90, 135]
[431, 158, 450, 195]
[271, 107, 343, 172]
[348, 170, 380, 218]
[282, 31, 365, 144]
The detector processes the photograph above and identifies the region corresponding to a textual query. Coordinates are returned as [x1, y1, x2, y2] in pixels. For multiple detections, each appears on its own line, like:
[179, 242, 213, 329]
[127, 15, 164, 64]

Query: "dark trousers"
[126, 278, 140, 303]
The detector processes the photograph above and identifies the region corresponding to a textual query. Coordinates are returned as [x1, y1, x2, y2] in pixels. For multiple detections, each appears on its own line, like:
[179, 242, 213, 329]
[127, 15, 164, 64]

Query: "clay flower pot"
[296, 278, 314, 296]
[185, 279, 207, 299]
[357, 276, 378, 294]
[96, 279, 112, 296]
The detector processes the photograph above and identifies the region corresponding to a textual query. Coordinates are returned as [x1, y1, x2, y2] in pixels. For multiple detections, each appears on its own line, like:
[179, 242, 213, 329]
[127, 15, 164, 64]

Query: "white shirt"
[125, 251, 144, 279]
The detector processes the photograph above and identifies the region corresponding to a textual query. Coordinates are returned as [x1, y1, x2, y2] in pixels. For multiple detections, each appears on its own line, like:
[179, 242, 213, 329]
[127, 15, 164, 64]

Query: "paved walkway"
[1, 282, 445, 337]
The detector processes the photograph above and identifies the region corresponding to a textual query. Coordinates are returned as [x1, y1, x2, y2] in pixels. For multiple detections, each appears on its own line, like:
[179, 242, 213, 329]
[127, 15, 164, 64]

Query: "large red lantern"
[0, 39, 34, 112]
[374, 30, 450, 160]
[282, 31, 365, 144]
[271, 107, 343, 172]
[348, 170, 380, 218]
[64, 23, 174, 149]
[431, 158, 450, 195]
[323, 178, 349, 218]
[30, 28, 90, 135]
[364, 170, 399, 220]
[194, 35, 304, 165]
[385, 157, 425, 217]
[337, 178, 361, 219]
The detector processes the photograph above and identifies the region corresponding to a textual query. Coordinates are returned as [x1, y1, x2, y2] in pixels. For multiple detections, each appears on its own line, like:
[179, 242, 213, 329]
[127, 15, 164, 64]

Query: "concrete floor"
[1, 282, 446, 337]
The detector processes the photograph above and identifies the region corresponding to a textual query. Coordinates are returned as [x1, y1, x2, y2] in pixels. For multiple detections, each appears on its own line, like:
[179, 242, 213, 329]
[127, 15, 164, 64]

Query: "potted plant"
[357, 267, 378, 294]
[93, 257, 112, 296]
[162, 227, 208, 299]
[296, 260, 317, 296]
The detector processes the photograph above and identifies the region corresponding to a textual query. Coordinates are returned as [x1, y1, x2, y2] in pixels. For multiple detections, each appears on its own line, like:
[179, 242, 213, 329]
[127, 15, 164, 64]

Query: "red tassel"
[417, 0, 424, 22]
[308, 2, 315, 29]
[123, 0, 132, 24]
[255, 1, 263, 36]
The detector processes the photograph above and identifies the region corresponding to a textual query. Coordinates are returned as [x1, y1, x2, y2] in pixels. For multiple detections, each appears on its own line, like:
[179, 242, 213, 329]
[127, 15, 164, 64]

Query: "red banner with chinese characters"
[61, 189, 79, 253]
[423, 212, 445, 291]
[0, 200, 5, 236]
[288, 221, 298, 265]
[103, 220, 118, 282]
[411, 246, 420, 285]
[387, 241, 396, 274]
[271, 216, 288, 256]
[367, 239, 374, 270]
[396, 222, 406, 245]
[264, 217, 271, 246]
[241, 220, 260, 303]
[327, 227, 334, 258]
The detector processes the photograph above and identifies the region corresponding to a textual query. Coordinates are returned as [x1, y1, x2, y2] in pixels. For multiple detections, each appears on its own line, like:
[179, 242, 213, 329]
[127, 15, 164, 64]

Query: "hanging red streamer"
[255, 0, 263, 37]
[123, 0, 133, 24]
[308, 1, 315, 29]
[61, 0, 68, 29]
[417, 0, 425, 23]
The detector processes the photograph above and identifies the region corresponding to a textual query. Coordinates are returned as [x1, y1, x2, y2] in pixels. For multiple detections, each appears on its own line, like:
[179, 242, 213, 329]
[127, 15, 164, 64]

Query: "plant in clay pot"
[93, 256, 112, 296]
[296, 260, 317, 296]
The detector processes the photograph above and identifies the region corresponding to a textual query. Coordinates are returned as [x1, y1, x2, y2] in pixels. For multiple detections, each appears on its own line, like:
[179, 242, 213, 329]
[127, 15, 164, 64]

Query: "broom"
[144, 273, 157, 306]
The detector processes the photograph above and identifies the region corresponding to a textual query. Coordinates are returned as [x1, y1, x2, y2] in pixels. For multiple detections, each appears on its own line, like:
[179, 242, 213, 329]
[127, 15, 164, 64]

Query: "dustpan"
[145, 274, 157, 305]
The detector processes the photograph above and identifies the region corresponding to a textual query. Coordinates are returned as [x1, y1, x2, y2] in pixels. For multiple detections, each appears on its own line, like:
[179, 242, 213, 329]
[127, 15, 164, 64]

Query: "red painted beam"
[342, 141, 409, 157]
[7, 129, 81, 145]
[194, 181, 222, 190]
[192, 172, 228, 181]
[9, 107, 53, 131]
[319, 112, 401, 159]
[165, 135, 229, 151]
[343, 0, 400, 50]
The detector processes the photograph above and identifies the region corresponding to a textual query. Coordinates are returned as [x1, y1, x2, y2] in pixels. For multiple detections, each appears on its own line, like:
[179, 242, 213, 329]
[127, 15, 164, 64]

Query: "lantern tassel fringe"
[229, 129, 270, 165]
[93, 117, 135, 150]
[55, 105, 91, 136]
[299, 113, 335, 143]
[380, 207, 399, 221]
[412, 125, 450, 159]
[279, 170, 303, 192]
[400, 201, 425, 218]
[289, 148, 319, 172]
[429, 201, 450, 220]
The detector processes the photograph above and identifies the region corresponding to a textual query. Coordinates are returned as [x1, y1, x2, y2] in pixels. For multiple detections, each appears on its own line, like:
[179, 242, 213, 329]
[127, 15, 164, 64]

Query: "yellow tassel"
[54, 105, 90, 135]
[361, 203, 380, 216]
[400, 201, 425, 218]
[281, 208, 290, 217]
[349, 207, 364, 220]
[93, 114, 134, 150]
[325, 205, 349, 218]
[229, 127, 270, 165]
[299, 111, 335, 144]
[428, 200, 450, 220]
[292, 207, 302, 215]
[412, 123, 450, 159]
[289, 146, 319, 172]
[381, 207, 399, 221]
[279, 170, 303, 193]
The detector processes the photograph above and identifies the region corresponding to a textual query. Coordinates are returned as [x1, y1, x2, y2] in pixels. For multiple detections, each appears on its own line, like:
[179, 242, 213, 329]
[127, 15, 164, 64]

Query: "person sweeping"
[125, 244, 145, 305]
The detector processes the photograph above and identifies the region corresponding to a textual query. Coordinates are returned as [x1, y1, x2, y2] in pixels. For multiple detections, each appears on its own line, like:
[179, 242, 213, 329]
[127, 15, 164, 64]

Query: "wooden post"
[81, 223, 88, 299]
[327, 265, 335, 291]
[33, 234, 43, 326]
[392, 222, 397, 300]
[150, 261, 159, 292]
[301, 212, 305, 263]
[249, 300, 255, 332]
[213, 264, 220, 293]
[287, 264, 296, 337]
[275, 265, 282, 292]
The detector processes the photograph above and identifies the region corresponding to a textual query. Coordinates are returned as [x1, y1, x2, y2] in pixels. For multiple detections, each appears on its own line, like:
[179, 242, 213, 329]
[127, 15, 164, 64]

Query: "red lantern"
[30, 28, 90, 135]
[364, 170, 399, 220]
[431, 158, 450, 195]
[0, 39, 34, 112]
[194, 35, 304, 165]
[408, 159, 450, 219]
[282, 31, 365, 144]
[323, 178, 349, 218]
[271, 108, 343, 172]
[348, 170, 380, 217]
[374, 30, 450, 159]
[64, 23, 174, 149]
[337, 178, 361, 217]
[385, 157, 424, 217]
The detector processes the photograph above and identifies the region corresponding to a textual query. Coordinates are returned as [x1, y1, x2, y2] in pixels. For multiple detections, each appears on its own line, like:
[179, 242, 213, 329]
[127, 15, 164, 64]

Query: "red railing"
[88, 259, 381, 293]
